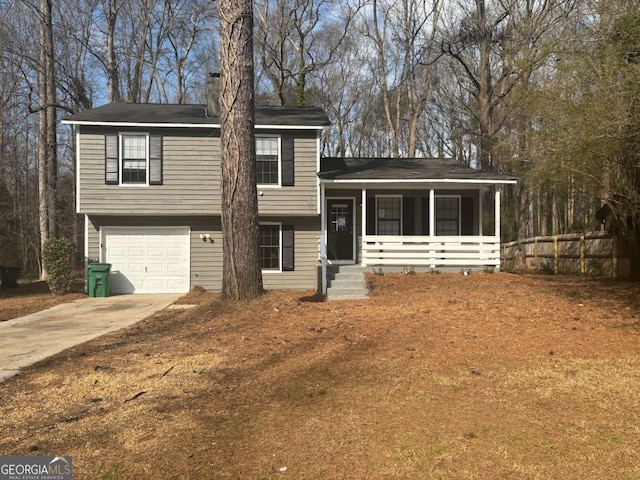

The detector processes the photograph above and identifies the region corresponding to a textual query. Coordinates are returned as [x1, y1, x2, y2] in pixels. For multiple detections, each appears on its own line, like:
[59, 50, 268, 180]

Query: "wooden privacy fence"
[502, 232, 630, 278]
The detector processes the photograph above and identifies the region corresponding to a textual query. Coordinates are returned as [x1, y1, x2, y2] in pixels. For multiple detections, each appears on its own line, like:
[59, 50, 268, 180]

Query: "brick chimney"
[206, 72, 220, 117]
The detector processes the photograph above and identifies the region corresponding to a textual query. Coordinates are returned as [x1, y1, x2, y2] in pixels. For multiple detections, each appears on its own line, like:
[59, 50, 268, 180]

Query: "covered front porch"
[320, 185, 504, 270]
[317, 157, 517, 274]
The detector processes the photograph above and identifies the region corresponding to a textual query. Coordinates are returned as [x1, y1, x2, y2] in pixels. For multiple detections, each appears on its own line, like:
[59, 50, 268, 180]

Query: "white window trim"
[260, 222, 282, 273]
[256, 134, 281, 188]
[435, 195, 461, 236]
[375, 194, 403, 235]
[119, 132, 150, 187]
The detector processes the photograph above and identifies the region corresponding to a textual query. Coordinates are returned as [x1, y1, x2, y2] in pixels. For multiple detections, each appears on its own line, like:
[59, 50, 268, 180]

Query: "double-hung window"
[259, 224, 281, 271]
[376, 195, 402, 235]
[254, 135, 294, 187]
[436, 197, 460, 235]
[122, 135, 147, 184]
[256, 136, 280, 186]
[259, 223, 295, 272]
[105, 134, 162, 186]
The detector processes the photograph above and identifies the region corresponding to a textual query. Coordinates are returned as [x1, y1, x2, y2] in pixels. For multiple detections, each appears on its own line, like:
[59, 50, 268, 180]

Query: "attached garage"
[101, 227, 190, 294]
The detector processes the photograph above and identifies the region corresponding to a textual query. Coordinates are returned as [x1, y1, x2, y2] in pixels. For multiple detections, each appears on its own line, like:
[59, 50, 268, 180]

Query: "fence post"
[554, 236, 559, 274]
[580, 234, 585, 274]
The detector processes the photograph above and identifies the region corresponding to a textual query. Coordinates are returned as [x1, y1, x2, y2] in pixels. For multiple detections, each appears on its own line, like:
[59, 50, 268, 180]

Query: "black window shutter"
[282, 225, 294, 271]
[149, 135, 163, 185]
[403, 197, 415, 235]
[461, 197, 474, 235]
[281, 136, 294, 186]
[105, 134, 119, 184]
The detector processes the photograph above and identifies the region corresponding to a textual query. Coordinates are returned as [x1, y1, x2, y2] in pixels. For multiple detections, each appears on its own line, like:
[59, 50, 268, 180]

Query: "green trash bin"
[88, 263, 111, 297]
[0, 266, 20, 287]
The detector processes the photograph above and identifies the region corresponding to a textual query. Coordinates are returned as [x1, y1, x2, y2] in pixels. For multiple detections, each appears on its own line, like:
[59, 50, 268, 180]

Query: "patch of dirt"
[1, 273, 640, 479]
[0, 282, 85, 321]
[172, 286, 218, 305]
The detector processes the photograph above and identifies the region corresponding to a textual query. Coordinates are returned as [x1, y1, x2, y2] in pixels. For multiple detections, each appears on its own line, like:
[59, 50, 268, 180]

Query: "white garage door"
[102, 227, 190, 294]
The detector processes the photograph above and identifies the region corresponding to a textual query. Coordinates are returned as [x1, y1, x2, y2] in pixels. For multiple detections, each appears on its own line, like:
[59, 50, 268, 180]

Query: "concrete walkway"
[0, 294, 180, 382]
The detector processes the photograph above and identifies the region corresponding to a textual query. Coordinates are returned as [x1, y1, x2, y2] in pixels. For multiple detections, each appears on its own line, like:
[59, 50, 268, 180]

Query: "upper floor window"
[105, 134, 163, 186]
[122, 135, 147, 184]
[255, 135, 295, 187]
[256, 136, 280, 186]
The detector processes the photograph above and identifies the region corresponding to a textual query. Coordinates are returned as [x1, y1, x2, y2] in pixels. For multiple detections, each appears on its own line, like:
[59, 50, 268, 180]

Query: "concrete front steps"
[326, 265, 369, 301]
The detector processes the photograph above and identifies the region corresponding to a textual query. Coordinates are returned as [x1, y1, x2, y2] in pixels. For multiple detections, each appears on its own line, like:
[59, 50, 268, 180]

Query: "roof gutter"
[319, 178, 517, 185]
[60, 119, 326, 130]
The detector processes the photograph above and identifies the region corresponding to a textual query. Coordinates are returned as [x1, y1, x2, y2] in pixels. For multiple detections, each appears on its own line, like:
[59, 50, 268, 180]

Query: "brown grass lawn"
[0, 281, 85, 321]
[2, 272, 640, 479]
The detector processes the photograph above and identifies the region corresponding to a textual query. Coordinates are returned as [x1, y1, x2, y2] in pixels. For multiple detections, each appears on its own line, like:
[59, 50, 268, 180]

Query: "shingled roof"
[63, 102, 331, 127]
[319, 157, 517, 183]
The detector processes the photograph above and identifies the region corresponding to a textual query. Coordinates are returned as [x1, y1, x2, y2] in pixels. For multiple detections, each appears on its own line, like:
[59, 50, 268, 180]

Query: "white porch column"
[320, 183, 327, 294]
[429, 189, 435, 236]
[479, 189, 483, 236]
[429, 189, 436, 268]
[494, 189, 501, 238]
[361, 187, 367, 266]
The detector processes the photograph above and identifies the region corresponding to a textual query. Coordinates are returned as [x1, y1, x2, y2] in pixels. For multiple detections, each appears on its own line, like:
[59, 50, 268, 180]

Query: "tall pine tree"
[218, 0, 264, 300]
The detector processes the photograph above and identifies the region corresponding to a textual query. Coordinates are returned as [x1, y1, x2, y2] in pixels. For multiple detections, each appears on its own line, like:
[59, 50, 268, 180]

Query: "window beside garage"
[259, 224, 280, 271]
[259, 223, 295, 272]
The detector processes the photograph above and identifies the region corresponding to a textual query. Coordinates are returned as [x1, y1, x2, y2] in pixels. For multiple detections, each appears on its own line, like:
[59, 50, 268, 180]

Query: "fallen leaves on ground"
[2, 272, 640, 479]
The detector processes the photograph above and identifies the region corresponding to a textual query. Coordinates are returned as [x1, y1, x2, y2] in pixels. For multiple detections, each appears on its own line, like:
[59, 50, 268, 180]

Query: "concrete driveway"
[0, 294, 181, 382]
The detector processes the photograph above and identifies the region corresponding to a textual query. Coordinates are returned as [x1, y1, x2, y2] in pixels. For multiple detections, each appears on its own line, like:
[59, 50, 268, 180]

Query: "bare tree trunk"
[218, 0, 263, 300]
[38, 0, 57, 280]
[371, 0, 398, 157]
[105, 0, 122, 102]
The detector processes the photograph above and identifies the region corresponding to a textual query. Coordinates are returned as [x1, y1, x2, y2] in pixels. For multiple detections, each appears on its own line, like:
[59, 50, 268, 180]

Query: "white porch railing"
[362, 235, 501, 268]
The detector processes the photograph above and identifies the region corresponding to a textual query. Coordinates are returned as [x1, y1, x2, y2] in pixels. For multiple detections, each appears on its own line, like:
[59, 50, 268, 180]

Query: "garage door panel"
[147, 264, 164, 274]
[127, 263, 145, 274]
[166, 246, 185, 257]
[166, 264, 184, 274]
[103, 227, 190, 294]
[147, 246, 164, 257]
[147, 278, 165, 290]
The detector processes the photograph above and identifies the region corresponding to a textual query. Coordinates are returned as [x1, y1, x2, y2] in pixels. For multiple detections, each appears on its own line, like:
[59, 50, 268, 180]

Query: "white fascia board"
[60, 120, 217, 128]
[61, 119, 325, 131]
[256, 125, 326, 130]
[319, 178, 517, 185]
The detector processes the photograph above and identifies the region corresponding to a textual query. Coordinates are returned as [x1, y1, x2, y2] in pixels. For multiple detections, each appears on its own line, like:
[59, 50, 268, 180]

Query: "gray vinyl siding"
[257, 133, 319, 216]
[261, 216, 321, 290]
[87, 216, 100, 264]
[78, 127, 220, 215]
[78, 126, 319, 217]
[86, 214, 319, 292]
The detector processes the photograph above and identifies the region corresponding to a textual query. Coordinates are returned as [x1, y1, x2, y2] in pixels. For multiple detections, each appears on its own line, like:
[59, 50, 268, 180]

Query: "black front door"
[327, 199, 354, 261]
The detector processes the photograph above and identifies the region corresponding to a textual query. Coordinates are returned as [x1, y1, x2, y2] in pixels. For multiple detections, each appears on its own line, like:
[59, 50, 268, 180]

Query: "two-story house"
[63, 80, 516, 295]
